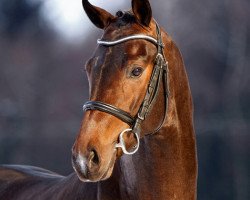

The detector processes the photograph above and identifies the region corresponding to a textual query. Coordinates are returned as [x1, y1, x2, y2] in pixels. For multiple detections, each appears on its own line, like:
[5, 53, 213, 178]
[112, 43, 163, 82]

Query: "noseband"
[83, 22, 169, 155]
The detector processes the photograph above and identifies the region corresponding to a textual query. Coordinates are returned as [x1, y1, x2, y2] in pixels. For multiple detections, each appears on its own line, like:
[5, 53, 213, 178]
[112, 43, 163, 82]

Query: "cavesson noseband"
[83, 22, 169, 155]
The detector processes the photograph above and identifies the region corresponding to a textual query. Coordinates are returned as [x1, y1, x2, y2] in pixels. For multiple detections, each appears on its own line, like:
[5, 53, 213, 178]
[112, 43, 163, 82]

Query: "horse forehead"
[100, 29, 157, 60]
[124, 41, 152, 57]
[94, 40, 153, 64]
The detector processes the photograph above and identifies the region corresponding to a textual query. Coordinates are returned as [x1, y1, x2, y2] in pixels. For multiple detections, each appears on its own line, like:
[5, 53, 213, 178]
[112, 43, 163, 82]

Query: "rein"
[83, 22, 169, 155]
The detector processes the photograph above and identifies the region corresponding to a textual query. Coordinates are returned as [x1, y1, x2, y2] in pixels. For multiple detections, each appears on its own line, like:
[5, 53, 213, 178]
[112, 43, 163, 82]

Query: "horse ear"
[82, 0, 115, 29]
[132, 0, 152, 26]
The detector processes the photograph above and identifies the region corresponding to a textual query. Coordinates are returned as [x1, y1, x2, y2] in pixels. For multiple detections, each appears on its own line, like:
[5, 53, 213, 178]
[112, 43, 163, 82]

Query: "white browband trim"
[97, 35, 158, 46]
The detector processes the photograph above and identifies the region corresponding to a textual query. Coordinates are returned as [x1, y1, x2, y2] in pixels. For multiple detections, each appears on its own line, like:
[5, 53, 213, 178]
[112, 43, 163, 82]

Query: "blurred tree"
[0, 0, 42, 37]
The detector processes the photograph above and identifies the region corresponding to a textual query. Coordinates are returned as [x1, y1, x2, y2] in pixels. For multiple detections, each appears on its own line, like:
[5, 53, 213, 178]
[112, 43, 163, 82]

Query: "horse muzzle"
[71, 145, 118, 182]
[72, 149, 99, 181]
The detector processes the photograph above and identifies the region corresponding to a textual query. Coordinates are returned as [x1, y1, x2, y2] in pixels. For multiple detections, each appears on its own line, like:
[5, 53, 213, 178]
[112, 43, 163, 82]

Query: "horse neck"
[117, 129, 197, 200]
[116, 35, 198, 200]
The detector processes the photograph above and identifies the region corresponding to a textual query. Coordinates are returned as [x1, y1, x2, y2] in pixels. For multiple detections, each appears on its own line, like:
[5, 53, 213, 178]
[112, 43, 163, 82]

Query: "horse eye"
[131, 67, 143, 77]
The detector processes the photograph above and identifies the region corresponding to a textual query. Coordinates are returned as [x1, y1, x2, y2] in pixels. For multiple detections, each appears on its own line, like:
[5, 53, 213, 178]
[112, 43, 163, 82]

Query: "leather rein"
[82, 22, 169, 155]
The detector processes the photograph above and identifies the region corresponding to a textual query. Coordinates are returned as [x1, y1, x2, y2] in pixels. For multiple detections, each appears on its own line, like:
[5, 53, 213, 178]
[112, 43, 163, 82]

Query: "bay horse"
[0, 0, 197, 199]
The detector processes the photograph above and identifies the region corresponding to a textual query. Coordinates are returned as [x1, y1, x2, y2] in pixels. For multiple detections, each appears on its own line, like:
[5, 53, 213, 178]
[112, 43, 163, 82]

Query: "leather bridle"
[82, 22, 169, 155]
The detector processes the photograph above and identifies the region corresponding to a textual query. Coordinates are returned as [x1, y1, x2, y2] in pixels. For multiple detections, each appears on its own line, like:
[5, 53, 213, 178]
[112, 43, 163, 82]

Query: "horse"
[0, 0, 198, 199]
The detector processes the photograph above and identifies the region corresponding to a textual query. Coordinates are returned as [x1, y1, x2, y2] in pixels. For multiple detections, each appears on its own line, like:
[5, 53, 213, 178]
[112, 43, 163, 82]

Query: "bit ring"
[115, 128, 140, 155]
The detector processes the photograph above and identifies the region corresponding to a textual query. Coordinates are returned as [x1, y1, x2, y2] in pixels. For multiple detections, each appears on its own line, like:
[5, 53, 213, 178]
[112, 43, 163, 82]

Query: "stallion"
[0, 0, 197, 199]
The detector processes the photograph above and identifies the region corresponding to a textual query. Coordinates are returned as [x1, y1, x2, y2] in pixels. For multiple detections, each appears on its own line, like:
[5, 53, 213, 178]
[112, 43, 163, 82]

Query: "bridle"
[82, 22, 169, 155]
[83, 22, 169, 155]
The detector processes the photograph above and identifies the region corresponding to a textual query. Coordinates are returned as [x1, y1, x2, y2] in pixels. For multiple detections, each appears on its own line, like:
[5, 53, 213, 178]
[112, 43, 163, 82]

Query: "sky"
[40, 0, 129, 40]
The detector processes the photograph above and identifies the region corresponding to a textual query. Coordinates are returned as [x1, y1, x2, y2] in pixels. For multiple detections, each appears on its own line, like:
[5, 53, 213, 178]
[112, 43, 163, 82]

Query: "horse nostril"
[71, 152, 77, 165]
[89, 149, 99, 166]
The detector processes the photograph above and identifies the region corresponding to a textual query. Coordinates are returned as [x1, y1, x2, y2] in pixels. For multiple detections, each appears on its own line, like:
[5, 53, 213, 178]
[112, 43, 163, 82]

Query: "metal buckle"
[115, 128, 140, 155]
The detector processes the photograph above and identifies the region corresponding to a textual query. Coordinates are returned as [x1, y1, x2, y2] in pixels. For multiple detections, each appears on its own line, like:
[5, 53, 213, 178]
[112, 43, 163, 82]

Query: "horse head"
[72, 0, 168, 182]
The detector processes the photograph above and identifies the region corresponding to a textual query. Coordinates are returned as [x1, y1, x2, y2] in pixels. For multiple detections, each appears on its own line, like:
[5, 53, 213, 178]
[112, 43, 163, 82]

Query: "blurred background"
[0, 0, 249, 199]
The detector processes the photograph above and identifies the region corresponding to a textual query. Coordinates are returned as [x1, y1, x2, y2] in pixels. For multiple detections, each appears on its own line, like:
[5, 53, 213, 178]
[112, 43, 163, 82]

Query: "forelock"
[115, 10, 136, 27]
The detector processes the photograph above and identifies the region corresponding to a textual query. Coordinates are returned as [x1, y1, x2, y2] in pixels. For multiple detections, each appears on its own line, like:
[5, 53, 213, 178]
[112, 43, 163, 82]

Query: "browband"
[97, 35, 158, 46]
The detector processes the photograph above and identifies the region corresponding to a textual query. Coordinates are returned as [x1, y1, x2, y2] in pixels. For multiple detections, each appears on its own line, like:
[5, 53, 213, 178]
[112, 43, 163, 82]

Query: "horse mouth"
[73, 150, 117, 182]
[99, 155, 116, 181]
